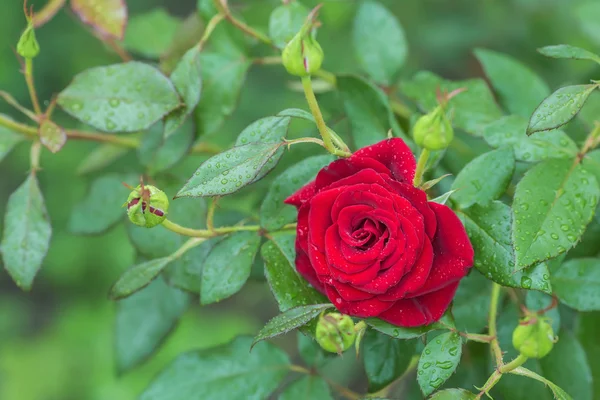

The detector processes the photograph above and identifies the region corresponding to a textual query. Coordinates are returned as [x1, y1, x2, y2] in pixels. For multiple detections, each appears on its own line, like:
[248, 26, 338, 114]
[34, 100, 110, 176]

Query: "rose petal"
[326, 285, 394, 318]
[315, 157, 390, 191]
[285, 180, 317, 208]
[326, 225, 379, 272]
[308, 187, 345, 251]
[377, 282, 459, 327]
[353, 138, 416, 184]
[327, 278, 374, 301]
[295, 246, 326, 293]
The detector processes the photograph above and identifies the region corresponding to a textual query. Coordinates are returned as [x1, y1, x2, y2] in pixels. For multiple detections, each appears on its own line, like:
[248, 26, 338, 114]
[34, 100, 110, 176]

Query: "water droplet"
[521, 276, 532, 289]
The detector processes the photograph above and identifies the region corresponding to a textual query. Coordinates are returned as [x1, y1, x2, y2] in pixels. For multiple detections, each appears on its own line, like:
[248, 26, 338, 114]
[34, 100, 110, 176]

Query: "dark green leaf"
[124, 8, 181, 58]
[483, 115, 578, 162]
[163, 237, 221, 293]
[138, 120, 194, 174]
[261, 236, 325, 312]
[552, 258, 600, 311]
[352, 1, 407, 85]
[280, 376, 333, 400]
[452, 270, 492, 333]
[338, 75, 408, 149]
[538, 45, 600, 64]
[525, 291, 560, 332]
[451, 147, 514, 209]
[459, 202, 552, 293]
[268, 2, 309, 48]
[577, 312, 600, 397]
[76, 144, 129, 174]
[39, 120, 66, 153]
[110, 257, 172, 300]
[164, 45, 202, 138]
[139, 337, 290, 400]
[252, 304, 333, 347]
[71, 0, 127, 40]
[402, 71, 502, 136]
[474, 48, 550, 117]
[363, 330, 416, 392]
[115, 277, 190, 372]
[429, 389, 477, 399]
[0, 174, 51, 290]
[260, 155, 333, 231]
[509, 367, 573, 400]
[366, 312, 455, 340]
[57, 62, 181, 132]
[200, 231, 261, 304]
[0, 118, 24, 162]
[417, 331, 462, 396]
[69, 173, 137, 234]
[527, 85, 598, 135]
[297, 332, 329, 367]
[512, 159, 600, 269]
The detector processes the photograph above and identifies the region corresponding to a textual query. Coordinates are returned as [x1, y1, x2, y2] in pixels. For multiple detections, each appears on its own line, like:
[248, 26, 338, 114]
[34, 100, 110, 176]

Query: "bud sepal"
[125, 184, 169, 228]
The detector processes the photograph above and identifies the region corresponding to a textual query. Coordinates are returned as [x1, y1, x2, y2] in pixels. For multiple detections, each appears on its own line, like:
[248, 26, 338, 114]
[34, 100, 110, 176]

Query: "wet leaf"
[71, 0, 127, 40]
[138, 120, 194, 174]
[538, 44, 600, 64]
[366, 312, 455, 340]
[552, 258, 600, 311]
[452, 270, 492, 333]
[417, 331, 462, 396]
[429, 389, 477, 399]
[39, 120, 66, 153]
[124, 9, 181, 58]
[110, 257, 172, 300]
[363, 330, 416, 392]
[163, 238, 221, 293]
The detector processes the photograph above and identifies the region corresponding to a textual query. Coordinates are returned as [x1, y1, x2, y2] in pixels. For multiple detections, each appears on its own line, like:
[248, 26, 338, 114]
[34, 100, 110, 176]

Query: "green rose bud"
[512, 315, 557, 359]
[125, 185, 169, 228]
[17, 16, 40, 59]
[412, 106, 454, 151]
[315, 312, 356, 354]
[281, 7, 324, 77]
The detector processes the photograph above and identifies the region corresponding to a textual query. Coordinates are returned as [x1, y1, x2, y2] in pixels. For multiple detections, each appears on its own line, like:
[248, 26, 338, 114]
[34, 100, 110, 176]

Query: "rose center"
[352, 218, 387, 250]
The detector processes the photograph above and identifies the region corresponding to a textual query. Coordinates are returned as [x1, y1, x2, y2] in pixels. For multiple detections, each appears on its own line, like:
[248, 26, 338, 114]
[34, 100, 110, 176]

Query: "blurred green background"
[1, 0, 599, 399]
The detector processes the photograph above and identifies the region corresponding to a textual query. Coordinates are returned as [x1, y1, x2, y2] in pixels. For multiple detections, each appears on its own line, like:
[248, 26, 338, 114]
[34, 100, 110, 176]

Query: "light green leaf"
[71, 0, 127, 40]
[39, 120, 66, 153]
[57, 62, 181, 132]
[363, 330, 416, 392]
[115, 277, 190, 372]
[582, 150, 600, 186]
[431, 190, 457, 205]
[483, 115, 578, 162]
[459, 202, 552, 293]
[552, 258, 600, 311]
[338, 75, 408, 149]
[280, 376, 333, 400]
[512, 159, 600, 269]
[268, 2, 309, 48]
[402, 71, 502, 136]
[366, 312, 455, 340]
[69, 173, 137, 234]
[510, 367, 573, 400]
[277, 108, 315, 122]
[527, 85, 598, 135]
[76, 144, 129, 174]
[417, 331, 462, 396]
[200, 231, 261, 305]
[138, 120, 194, 175]
[538, 44, 600, 64]
[261, 235, 325, 312]
[353, 1, 407, 85]
[124, 8, 181, 58]
[110, 257, 172, 300]
[474, 48, 550, 117]
[0, 174, 51, 290]
[429, 389, 477, 399]
[260, 155, 333, 231]
[0, 118, 24, 162]
[252, 304, 333, 348]
[451, 147, 514, 209]
[140, 337, 290, 400]
[164, 45, 202, 138]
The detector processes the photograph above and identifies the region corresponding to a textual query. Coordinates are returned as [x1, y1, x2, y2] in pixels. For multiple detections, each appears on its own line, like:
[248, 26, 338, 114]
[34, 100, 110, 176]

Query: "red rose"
[285, 139, 474, 327]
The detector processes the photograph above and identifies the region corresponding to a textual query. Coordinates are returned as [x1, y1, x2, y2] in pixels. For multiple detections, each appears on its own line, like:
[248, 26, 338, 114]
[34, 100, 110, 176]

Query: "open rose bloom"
[285, 139, 474, 327]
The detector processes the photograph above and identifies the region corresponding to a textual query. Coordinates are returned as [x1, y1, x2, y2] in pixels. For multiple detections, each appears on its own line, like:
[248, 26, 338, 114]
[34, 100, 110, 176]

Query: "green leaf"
[483, 115, 578, 162]
[582, 150, 600, 186]
[163, 238, 220, 293]
[196, 52, 251, 137]
[260, 155, 333, 231]
[115, 277, 190, 372]
[68, 173, 136, 234]
[429, 389, 477, 400]
[164, 45, 202, 138]
[124, 8, 181, 58]
[297, 332, 329, 367]
[451, 147, 514, 209]
[538, 45, 600, 64]
[140, 336, 290, 400]
[0, 119, 24, 162]
[268, 2, 309, 48]
[510, 367, 573, 400]
[459, 202, 552, 293]
[526, 291, 560, 332]
[0, 174, 51, 290]
[57, 62, 181, 132]
[552, 258, 600, 311]
[577, 312, 600, 398]
[363, 330, 416, 392]
[280, 376, 333, 400]
[261, 235, 325, 312]
[577, 3, 600, 46]
[252, 304, 333, 348]
[277, 108, 315, 122]
[365, 312, 455, 340]
[431, 190, 457, 205]
[417, 331, 462, 396]
[177, 116, 291, 198]
[38, 120, 66, 153]
[110, 257, 172, 300]
[71, 0, 127, 40]
[527, 85, 598, 135]
[474, 48, 550, 117]
[352, 1, 407, 85]
[200, 231, 261, 305]
[138, 120, 194, 174]
[512, 159, 600, 269]
[76, 144, 129, 174]
[402, 71, 502, 136]
[452, 270, 492, 333]
[338, 75, 408, 149]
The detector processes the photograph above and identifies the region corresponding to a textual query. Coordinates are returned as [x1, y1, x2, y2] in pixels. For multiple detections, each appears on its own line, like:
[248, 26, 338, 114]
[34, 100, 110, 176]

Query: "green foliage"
[552, 258, 600, 311]
[280, 376, 333, 400]
[124, 9, 181, 58]
[538, 44, 600, 64]
[366, 313, 455, 339]
[417, 331, 462, 396]
[363, 330, 415, 392]
[268, 2, 309, 49]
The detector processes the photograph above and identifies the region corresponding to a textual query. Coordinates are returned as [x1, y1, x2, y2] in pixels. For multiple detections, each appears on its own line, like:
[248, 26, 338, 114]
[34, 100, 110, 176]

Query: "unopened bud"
[412, 106, 454, 151]
[125, 185, 169, 228]
[315, 312, 356, 354]
[512, 315, 557, 359]
[281, 7, 324, 77]
[17, 6, 40, 59]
